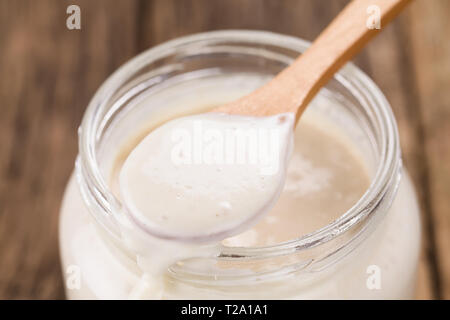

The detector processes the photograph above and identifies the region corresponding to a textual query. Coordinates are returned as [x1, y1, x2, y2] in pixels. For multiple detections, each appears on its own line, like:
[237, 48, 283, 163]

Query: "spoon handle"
[214, 0, 411, 120]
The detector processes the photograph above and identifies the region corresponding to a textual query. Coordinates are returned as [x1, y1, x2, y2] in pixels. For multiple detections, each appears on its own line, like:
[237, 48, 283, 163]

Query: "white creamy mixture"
[59, 75, 421, 299]
[117, 112, 297, 298]
[119, 113, 294, 240]
[107, 107, 374, 298]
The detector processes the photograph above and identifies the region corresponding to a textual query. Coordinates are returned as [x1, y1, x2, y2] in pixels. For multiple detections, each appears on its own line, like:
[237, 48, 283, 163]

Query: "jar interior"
[82, 33, 395, 285]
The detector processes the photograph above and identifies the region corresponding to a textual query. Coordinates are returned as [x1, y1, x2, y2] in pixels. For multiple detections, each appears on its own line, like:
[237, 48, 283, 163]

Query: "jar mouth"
[77, 30, 401, 267]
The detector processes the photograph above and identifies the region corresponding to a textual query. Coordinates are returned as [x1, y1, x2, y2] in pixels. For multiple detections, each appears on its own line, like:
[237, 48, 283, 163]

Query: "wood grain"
[0, 0, 447, 299]
[405, 0, 450, 299]
[0, 0, 139, 299]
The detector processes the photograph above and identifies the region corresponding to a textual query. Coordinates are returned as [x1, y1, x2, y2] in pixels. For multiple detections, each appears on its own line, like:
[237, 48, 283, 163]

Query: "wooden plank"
[404, 0, 450, 299]
[137, 0, 350, 49]
[0, 0, 139, 299]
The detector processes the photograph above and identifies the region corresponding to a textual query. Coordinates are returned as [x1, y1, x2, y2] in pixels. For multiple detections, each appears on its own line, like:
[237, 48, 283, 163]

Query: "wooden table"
[0, 0, 448, 299]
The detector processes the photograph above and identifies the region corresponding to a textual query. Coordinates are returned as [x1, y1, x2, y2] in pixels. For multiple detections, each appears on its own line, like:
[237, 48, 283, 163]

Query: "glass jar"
[59, 30, 421, 299]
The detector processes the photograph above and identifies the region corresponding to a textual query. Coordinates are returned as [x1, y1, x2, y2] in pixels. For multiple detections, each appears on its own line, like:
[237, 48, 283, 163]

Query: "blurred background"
[0, 0, 448, 299]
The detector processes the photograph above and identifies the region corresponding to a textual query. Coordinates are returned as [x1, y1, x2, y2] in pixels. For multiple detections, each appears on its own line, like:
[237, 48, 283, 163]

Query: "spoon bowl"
[121, 0, 410, 243]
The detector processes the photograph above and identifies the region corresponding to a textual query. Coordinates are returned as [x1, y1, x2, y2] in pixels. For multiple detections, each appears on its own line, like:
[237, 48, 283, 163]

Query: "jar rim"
[77, 30, 401, 264]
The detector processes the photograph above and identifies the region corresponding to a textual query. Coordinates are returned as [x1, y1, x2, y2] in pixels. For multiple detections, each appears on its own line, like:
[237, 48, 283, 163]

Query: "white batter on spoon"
[119, 112, 295, 241]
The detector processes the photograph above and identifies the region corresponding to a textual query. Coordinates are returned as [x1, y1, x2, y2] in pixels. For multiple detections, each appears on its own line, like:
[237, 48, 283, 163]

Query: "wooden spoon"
[120, 0, 411, 244]
[213, 0, 410, 123]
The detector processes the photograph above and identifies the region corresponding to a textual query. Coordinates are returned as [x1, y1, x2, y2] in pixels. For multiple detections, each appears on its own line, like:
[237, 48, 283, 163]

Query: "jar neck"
[75, 30, 402, 284]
